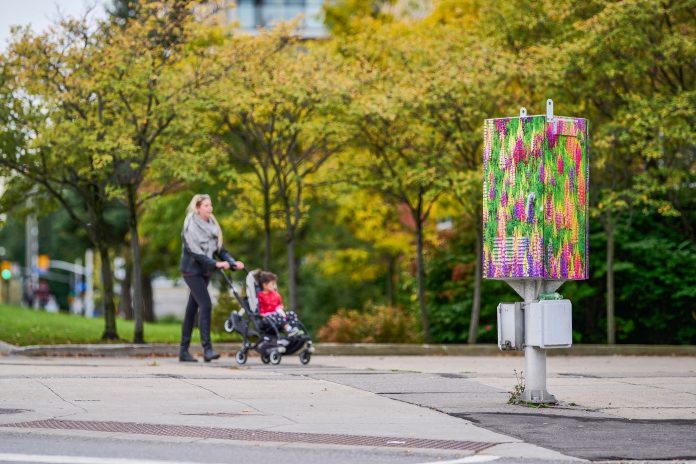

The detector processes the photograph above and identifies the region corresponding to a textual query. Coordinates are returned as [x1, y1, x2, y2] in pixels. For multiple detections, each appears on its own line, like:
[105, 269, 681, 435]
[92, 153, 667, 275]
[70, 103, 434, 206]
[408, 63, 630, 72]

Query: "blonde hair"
[186, 194, 223, 248]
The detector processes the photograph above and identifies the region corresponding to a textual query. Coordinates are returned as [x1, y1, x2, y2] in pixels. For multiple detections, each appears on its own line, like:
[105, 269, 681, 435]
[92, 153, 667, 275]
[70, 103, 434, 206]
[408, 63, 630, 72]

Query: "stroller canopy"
[245, 271, 260, 314]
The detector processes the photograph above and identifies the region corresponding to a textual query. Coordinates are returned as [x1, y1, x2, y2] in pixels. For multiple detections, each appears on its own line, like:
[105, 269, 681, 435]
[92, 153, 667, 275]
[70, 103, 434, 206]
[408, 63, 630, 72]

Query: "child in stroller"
[257, 271, 303, 337]
[223, 269, 313, 365]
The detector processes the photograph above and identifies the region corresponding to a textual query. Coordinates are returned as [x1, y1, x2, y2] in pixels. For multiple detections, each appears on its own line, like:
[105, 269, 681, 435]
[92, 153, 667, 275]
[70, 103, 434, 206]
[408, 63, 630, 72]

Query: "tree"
[206, 27, 350, 311]
[80, 1, 217, 342]
[0, 17, 126, 339]
[413, 14, 512, 343]
[454, 0, 694, 344]
[306, 175, 412, 307]
[339, 22, 456, 342]
[554, 0, 695, 343]
[107, 0, 139, 24]
[323, 0, 396, 36]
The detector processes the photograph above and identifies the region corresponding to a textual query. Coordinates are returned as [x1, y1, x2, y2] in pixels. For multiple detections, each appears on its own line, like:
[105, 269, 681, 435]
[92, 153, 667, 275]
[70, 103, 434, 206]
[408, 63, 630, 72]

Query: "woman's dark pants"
[181, 274, 213, 352]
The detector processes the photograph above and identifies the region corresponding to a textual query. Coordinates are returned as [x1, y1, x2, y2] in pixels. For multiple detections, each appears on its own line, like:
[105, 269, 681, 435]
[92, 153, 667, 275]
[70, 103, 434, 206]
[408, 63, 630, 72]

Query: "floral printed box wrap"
[482, 115, 589, 280]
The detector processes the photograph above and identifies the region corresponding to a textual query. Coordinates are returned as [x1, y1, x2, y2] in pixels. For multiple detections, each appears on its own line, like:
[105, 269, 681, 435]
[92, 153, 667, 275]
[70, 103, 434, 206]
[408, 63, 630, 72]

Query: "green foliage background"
[0, 0, 693, 345]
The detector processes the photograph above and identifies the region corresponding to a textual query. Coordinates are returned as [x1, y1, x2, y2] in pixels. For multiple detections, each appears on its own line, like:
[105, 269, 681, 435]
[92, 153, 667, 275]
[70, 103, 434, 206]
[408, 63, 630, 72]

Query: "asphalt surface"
[301, 365, 696, 460]
[455, 413, 696, 461]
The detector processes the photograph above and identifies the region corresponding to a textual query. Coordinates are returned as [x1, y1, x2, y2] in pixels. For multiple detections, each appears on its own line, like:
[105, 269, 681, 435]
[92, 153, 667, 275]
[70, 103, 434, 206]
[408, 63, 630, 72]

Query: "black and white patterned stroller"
[221, 269, 314, 365]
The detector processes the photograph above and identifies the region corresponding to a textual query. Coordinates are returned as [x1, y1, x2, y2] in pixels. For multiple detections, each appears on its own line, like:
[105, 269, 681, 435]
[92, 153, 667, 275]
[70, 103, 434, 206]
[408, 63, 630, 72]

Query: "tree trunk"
[263, 189, 272, 270]
[127, 187, 145, 343]
[286, 235, 298, 311]
[468, 227, 483, 344]
[386, 255, 396, 307]
[415, 218, 431, 343]
[606, 213, 616, 345]
[120, 263, 133, 320]
[97, 243, 119, 340]
[142, 272, 155, 323]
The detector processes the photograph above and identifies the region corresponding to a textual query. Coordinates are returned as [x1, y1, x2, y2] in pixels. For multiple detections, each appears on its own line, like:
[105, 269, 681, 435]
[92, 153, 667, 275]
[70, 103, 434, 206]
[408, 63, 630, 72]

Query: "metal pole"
[505, 279, 560, 404]
[84, 249, 94, 317]
[25, 214, 39, 307]
[521, 280, 554, 403]
[523, 343, 551, 403]
[74, 258, 82, 315]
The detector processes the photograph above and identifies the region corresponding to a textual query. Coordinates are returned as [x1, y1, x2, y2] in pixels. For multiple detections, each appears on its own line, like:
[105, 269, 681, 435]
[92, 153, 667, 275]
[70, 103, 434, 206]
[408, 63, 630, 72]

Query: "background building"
[221, 0, 327, 38]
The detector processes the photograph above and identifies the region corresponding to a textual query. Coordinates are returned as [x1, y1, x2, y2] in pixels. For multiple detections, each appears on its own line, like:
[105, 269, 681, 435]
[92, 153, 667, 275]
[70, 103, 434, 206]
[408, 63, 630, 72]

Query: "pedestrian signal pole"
[25, 214, 39, 305]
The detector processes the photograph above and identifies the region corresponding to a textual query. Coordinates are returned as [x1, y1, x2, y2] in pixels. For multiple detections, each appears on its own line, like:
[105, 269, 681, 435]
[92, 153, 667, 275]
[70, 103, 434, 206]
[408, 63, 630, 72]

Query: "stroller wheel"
[235, 350, 247, 365]
[299, 350, 311, 365]
[269, 350, 282, 365]
[224, 319, 234, 333]
[261, 353, 271, 364]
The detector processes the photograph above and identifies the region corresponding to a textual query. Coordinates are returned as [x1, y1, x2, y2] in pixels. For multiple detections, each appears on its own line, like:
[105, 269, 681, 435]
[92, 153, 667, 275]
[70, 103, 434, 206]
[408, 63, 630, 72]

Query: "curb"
[0, 340, 18, 355]
[5, 342, 696, 357]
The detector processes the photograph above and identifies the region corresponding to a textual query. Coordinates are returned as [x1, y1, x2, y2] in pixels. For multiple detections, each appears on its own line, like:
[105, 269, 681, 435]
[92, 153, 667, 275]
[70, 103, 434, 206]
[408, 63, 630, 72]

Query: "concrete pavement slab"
[314, 355, 696, 418]
[0, 357, 526, 453]
[304, 355, 696, 460]
[1, 354, 694, 462]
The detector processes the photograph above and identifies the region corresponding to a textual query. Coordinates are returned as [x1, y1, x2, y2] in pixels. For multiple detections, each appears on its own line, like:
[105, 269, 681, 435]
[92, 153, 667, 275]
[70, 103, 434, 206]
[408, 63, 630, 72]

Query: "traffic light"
[38, 254, 50, 272]
[0, 261, 11, 280]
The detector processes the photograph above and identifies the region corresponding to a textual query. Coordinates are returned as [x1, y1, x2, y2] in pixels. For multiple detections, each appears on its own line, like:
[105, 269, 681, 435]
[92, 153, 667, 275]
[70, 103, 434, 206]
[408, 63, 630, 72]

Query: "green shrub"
[317, 304, 422, 343]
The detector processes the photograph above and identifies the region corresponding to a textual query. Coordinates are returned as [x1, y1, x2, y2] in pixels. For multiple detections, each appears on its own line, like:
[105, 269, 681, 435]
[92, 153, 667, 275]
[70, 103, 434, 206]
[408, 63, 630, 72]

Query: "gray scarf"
[182, 213, 220, 258]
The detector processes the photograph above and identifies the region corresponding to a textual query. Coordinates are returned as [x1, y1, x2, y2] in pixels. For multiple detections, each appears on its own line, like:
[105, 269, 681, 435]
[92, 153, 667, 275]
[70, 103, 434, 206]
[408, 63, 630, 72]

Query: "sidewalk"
[0, 351, 694, 462]
[0, 355, 565, 463]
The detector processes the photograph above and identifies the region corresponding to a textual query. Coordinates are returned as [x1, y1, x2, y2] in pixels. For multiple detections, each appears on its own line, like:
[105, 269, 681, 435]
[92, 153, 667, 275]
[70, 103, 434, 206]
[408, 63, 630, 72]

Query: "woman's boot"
[203, 347, 220, 362]
[179, 346, 198, 362]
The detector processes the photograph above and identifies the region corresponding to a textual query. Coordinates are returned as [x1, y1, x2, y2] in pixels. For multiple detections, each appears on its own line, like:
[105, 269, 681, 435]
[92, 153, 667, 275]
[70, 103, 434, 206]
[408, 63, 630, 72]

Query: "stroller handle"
[219, 267, 251, 286]
[219, 268, 251, 309]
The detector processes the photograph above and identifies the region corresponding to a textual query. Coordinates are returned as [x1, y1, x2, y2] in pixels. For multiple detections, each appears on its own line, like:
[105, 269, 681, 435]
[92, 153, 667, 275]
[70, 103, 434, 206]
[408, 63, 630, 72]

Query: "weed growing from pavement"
[508, 369, 553, 408]
[508, 369, 525, 404]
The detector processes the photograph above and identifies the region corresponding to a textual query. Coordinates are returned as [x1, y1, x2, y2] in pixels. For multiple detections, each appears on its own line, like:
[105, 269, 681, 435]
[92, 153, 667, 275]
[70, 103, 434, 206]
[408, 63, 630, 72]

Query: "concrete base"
[520, 388, 557, 404]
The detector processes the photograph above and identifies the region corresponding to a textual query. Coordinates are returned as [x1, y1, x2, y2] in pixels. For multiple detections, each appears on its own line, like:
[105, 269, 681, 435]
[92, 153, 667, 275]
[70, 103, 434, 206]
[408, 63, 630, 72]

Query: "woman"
[179, 194, 244, 362]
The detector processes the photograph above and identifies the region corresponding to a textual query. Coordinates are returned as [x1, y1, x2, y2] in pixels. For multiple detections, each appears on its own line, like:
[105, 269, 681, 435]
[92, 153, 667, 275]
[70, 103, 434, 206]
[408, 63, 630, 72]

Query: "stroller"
[221, 269, 314, 365]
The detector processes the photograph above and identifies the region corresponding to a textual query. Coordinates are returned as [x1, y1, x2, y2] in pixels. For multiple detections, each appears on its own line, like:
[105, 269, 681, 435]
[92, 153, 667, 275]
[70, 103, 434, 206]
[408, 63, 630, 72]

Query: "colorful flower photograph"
[483, 115, 589, 280]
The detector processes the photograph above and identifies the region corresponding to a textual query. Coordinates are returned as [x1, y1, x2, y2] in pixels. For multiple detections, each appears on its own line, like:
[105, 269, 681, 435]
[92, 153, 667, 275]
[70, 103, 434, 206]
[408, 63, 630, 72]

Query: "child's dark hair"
[258, 271, 278, 287]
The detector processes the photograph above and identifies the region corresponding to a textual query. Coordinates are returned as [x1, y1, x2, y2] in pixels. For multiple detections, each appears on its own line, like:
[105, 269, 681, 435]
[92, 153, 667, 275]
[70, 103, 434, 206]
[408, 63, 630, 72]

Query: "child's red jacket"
[258, 290, 283, 316]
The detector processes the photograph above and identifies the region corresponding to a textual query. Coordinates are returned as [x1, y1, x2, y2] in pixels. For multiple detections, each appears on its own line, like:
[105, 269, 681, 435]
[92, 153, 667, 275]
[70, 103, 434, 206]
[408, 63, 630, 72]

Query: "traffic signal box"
[482, 110, 589, 280]
[484, 100, 589, 404]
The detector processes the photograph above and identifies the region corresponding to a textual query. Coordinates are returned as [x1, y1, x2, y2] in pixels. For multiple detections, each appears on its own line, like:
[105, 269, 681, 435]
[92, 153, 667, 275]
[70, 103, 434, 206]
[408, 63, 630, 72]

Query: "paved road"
[0, 354, 694, 463]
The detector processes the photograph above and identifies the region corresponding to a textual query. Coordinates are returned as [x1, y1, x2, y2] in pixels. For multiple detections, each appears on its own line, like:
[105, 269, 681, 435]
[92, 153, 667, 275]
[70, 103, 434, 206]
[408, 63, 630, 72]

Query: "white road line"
[417, 456, 500, 464]
[0, 453, 221, 464]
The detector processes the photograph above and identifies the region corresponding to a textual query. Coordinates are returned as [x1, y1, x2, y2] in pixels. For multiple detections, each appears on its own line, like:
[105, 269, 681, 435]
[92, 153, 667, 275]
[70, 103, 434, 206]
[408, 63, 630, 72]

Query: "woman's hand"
[234, 261, 245, 270]
[216, 261, 231, 270]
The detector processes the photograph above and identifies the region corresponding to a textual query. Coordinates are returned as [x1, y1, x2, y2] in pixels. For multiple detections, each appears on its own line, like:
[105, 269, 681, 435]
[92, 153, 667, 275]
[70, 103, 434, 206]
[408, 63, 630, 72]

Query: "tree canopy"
[0, 0, 693, 345]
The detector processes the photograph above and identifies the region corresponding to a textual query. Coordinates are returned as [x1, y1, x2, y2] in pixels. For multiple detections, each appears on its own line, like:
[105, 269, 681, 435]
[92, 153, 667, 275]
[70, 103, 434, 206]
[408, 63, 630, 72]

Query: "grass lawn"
[0, 304, 239, 346]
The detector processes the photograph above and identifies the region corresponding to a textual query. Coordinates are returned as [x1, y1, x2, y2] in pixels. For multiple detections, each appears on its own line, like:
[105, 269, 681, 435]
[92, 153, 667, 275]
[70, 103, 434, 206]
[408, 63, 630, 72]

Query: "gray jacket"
[179, 214, 236, 276]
